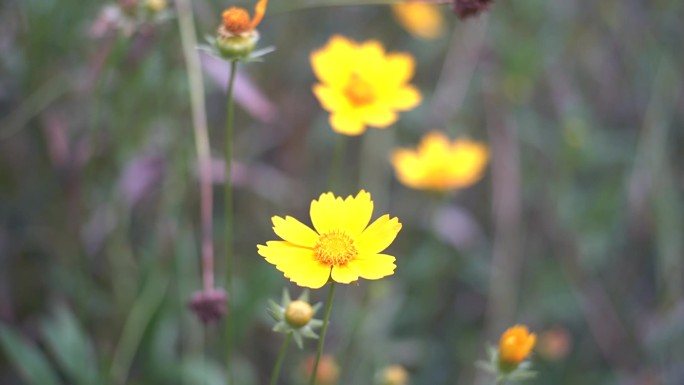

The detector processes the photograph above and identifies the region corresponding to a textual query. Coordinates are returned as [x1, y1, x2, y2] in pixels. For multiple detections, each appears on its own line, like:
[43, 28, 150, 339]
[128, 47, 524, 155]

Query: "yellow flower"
[257, 190, 401, 289]
[310, 35, 422, 136]
[392, 2, 445, 40]
[391, 131, 489, 191]
[499, 325, 536, 365]
[378, 365, 409, 385]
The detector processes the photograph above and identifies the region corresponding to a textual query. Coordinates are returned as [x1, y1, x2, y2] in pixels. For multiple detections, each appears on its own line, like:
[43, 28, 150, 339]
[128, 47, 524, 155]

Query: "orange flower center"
[222, 7, 252, 34]
[314, 230, 358, 266]
[344, 74, 375, 106]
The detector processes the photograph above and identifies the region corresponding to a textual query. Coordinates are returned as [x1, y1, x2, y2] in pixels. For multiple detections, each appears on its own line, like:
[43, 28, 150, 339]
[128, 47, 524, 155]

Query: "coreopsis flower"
[257, 190, 401, 289]
[214, 0, 268, 59]
[452, 0, 494, 19]
[268, 289, 323, 348]
[476, 324, 537, 382]
[377, 364, 409, 385]
[301, 355, 340, 385]
[391, 131, 489, 191]
[392, 2, 445, 40]
[499, 325, 536, 366]
[310, 35, 421, 135]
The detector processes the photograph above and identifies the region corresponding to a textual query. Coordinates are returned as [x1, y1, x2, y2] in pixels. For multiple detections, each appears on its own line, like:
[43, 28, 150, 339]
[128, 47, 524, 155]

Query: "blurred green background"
[1, 0, 683, 384]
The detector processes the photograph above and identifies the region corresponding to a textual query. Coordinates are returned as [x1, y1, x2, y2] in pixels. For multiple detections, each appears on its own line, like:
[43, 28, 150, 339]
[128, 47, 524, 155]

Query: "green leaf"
[0, 323, 61, 385]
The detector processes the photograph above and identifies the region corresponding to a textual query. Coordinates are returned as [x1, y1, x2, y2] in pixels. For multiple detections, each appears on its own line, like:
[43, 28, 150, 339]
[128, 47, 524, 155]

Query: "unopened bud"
[452, 0, 494, 19]
[285, 300, 314, 328]
[379, 365, 409, 385]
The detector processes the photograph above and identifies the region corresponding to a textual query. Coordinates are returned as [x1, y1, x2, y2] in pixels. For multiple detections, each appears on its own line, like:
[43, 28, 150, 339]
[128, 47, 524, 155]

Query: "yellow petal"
[359, 105, 398, 128]
[378, 53, 416, 87]
[310, 192, 341, 234]
[348, 253, 396, 279]
[312, 84, 350, 112]
[310, 35, 356, 87]
[284, 259, 331, 289]
[272, 216, 319, 247]
[256, 240, 309, 265]
[356, 214, 402, 254]
[329, 112, 366, 135]
[381, 85, 422, 110]
[339, 190, 373, 235]
[331, 264, 359, 284]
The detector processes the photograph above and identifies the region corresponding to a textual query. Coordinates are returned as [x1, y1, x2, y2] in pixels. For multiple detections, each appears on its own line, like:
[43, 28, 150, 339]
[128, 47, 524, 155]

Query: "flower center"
[222, 7, 252, 34]
[344, 74, 375, 107]
[314, 230, 358, 266]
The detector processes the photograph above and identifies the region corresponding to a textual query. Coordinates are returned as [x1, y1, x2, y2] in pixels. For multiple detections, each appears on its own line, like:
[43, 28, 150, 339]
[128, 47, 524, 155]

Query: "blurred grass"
[1, 0, 684, 384]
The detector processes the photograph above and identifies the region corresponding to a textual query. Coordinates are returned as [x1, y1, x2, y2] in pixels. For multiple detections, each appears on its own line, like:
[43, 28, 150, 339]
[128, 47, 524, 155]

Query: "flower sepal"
[199, 35, 275, 62]
[268, 289, 323, 348]
[476, 345, 537, 383]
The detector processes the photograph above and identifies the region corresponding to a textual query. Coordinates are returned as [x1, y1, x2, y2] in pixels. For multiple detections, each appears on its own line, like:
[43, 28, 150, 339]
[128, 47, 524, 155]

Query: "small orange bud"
[220, 0, 268, 35]
[285, 300, 314, 328]
[301, 355, 340, 385]
[538, 326, 572, 361]
[222, 7, 252, 34]
[499, 325, 536, 365]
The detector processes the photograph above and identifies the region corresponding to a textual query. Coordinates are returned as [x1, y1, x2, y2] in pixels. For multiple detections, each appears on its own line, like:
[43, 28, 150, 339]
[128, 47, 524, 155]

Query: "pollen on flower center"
[222, 7, 252, 34]
[314, 230, 358, 266]
[344, 74, 375, 106]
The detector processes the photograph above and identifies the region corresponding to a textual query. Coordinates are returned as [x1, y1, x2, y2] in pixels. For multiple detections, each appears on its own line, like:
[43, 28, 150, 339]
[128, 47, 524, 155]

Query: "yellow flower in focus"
[499, 325, 536, 365]
[257, 190, 401, 289]
[392, 2, 445, 40]
[391, 131, 489, 191]
[310, 35, 422, 136]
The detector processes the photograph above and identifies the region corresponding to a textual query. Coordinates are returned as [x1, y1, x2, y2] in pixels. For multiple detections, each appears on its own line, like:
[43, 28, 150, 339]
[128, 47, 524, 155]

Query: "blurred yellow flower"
[301, 354, 340, 385]
[391, 131, 489, 191]
[392, 2, 445, 40]
[499, 325, 536, 365]
[310, 35, 422, 135]
[257, 190, 401, 289]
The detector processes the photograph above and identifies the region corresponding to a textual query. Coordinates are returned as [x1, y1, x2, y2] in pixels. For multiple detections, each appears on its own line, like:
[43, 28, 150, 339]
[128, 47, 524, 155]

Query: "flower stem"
[269, 333, 292, 385]
[328, 136, 347, 191]
[224, 58, 238, 382]
[309, 282, 336, 385]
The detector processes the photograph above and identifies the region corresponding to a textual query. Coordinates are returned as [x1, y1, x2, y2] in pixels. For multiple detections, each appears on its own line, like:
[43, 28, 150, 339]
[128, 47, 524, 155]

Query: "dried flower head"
[452, 0, 494, 19]
[188, 288, 227, 324]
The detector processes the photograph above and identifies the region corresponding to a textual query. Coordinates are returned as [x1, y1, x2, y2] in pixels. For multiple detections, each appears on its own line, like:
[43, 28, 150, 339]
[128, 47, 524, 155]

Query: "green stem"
[328, 136, 347, 192]
[269, 333, 292, 385]
[224, 58, 238, 381]
[309, 282, 336, 385]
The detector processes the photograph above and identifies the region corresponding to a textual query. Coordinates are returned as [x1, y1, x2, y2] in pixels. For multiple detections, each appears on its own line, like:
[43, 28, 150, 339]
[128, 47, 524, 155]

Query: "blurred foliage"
[1, 0, 684, 384]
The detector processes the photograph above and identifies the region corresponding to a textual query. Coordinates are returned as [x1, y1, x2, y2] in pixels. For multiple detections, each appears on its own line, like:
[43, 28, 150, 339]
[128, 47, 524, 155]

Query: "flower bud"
[452, 0, 494, 19]
[498, 325, 536, 368]
[285, 300, 314, 328]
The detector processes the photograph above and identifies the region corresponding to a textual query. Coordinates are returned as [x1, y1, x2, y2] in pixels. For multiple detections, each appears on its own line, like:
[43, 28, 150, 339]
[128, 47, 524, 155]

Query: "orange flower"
[221, 0, 268, 35]
[498, 325, 536, 365]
